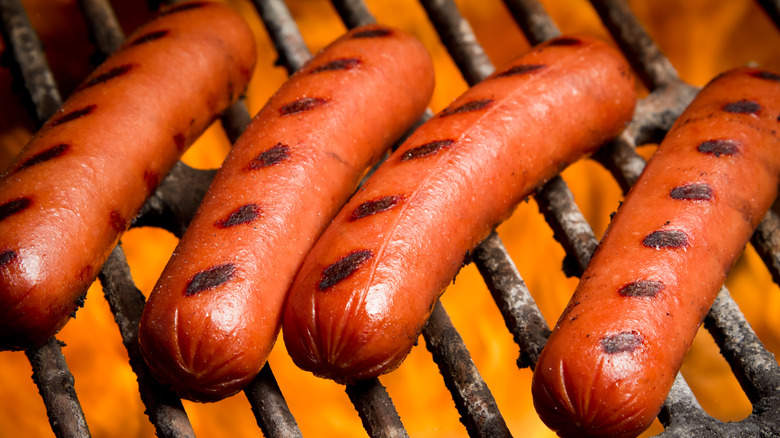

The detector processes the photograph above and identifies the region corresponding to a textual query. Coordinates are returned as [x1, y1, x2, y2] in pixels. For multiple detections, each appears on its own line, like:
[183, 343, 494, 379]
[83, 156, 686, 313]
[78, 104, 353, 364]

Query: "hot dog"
[531, 67, 780, 438]
[0, 0, 256, 351]
[281, 35, 637, 384]
[137, 24, 435, 402]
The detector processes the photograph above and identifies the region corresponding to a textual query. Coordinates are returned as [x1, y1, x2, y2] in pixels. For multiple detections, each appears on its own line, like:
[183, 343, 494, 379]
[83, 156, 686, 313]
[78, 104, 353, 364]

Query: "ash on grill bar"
[0, 0, 778, 437]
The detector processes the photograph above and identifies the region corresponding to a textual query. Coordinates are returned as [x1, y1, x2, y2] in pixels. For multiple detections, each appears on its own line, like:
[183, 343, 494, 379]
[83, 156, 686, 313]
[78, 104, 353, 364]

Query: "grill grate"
[0, 0, 778, 437]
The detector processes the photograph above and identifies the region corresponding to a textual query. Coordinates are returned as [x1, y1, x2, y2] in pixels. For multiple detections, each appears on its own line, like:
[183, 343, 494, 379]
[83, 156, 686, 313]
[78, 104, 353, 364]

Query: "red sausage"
[281, 35, 637, 384]
[531, 67, 780, 438]
[137, 24, 435, 402]
[0, 1, 256, 351]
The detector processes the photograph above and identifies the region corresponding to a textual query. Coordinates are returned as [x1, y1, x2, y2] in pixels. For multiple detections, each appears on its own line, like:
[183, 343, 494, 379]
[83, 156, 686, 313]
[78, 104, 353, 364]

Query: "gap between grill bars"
[0, 0, 778, 437]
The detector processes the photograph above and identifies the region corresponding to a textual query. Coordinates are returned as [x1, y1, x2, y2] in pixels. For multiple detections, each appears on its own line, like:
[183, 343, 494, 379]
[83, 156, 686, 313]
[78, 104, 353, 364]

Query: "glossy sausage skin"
[0, 1, 256, 351]
[137, 24, 435, 402]
[532, 67, 780, 438]
[282, 35, 637, 384]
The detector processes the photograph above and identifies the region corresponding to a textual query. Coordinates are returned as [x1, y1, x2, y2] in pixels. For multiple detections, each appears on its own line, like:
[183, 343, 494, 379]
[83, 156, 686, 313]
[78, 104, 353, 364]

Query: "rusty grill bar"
[0, 0, 779, 437]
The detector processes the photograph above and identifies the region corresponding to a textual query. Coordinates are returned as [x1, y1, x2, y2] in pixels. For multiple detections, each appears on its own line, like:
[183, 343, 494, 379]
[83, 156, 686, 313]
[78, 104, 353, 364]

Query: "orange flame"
[0, 0, 778, 437]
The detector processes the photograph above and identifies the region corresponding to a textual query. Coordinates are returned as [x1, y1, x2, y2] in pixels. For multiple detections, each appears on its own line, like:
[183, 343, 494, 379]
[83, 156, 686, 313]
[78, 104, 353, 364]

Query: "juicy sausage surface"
[0, 0, 256, 351]
[531, 67, 780, 438]
[137, 24, 435, 402]
[281, 35, 637, 384]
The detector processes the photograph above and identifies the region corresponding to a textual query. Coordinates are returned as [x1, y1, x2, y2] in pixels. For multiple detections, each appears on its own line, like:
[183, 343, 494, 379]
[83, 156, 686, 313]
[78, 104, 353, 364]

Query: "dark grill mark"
[697, 139, 739, 157]
[248, 143, 290, 169]
[280, 97, 328, 116]
[670, 183, 713, 200]
[547, 37, 582, 46]
[160, 1, 206, 15]
[752, 70, 780, 82]
[15, 143, 69, 173]
[173, 133, 186, 151]
[723, 99, 761, 114]
[495, 64, 546, 78]
[440, 99, 494, 117]
[349, 195, 404, 221]
[311, 58, 361, 73]
[0, 197, 32, 222]
[227, 80, 235, 102]
[143, 170, 159, 193]
[109, 210, 128, 233]
[215, 204, 261, 228]
[0, 249, 17, 267]
[185, 263, 236, 296]
[619, 280, 665, 298]
[82, 64, 133, 89]
[352, 28, 393, 38]
[401, 139, 455, 161]
[462, 249, 473, 267]
[319, 249, 373, 291]
[560, 300, 580, 320]
[78, 265, 94, 283]
[643, 230, 689, 249]
[601, 331, 643, 354]
[50, 105, 96, 127]
[130, 30, 169, 46]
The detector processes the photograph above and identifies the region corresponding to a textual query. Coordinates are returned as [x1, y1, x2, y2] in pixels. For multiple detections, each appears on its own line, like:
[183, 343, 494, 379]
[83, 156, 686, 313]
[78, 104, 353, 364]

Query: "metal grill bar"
[588, 0, 699, 191]
[705, 287, 780, 405]
[0, 0, 60, 124]
[655, 373, 720, 437]
[244, 363, 303, 438]
[757, 0, 780, 28]
[472, 231, 550, 368]
[590, 0, 679, 89]
[752, 210, 780, 285]
[501, 0, 559, 44]
[345, 379, 408, 438]
[753, 213, 780, 285]
[331, 0, 376, 28]
[25, 338, 91, 437]
[422, 301, 513, 438]
[251, 0, 310, 74]
[75, 0, 124, 60]
[98, 247, 195, 438]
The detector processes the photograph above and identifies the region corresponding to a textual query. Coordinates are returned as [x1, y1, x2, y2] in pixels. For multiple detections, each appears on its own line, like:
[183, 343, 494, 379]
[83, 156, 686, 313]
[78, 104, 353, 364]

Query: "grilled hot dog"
[137, 24, 435, 402]
[531, 67, 780, 438]
[0, 0, 256, 351]
[281, 35, 637, 384]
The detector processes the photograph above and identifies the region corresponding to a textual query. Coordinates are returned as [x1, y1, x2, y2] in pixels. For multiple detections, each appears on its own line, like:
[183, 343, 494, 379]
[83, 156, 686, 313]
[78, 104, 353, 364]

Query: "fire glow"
[0, 0, 778, 437]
